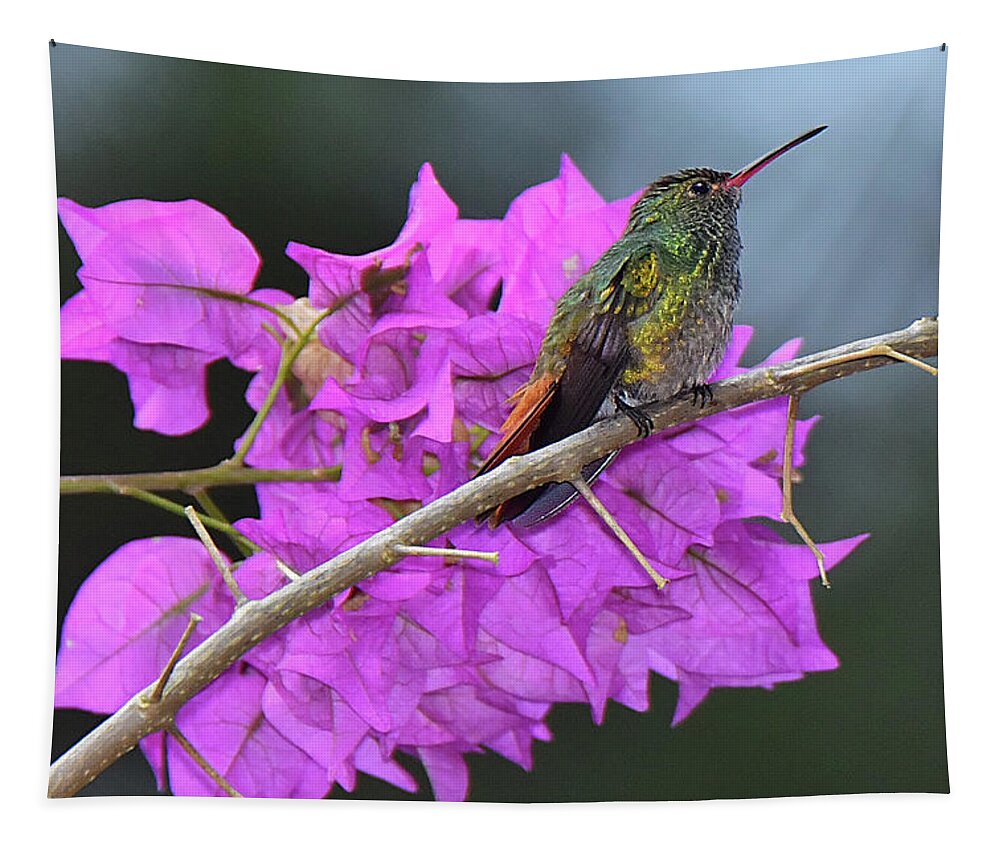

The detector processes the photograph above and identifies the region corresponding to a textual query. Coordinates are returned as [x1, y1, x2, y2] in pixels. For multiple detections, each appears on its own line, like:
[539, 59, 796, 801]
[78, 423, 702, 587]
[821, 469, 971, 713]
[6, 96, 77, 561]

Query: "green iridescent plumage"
[534, 165, 742, 399]
[477, 127, 827, 527]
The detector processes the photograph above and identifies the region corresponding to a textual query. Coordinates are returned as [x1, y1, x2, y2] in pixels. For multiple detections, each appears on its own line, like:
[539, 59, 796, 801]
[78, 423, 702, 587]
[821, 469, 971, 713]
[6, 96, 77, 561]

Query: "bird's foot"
[679, 383, 714, 409]
[614, 394, 655, 438]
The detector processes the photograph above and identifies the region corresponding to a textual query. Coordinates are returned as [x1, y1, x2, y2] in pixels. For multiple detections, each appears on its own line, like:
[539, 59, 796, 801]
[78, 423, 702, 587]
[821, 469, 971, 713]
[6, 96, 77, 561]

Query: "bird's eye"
[690, 181, 711, 197]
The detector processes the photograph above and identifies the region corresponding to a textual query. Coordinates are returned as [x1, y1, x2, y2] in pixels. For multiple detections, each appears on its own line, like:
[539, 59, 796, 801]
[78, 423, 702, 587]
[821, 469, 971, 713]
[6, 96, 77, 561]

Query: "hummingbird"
[475, 125, 827, 528]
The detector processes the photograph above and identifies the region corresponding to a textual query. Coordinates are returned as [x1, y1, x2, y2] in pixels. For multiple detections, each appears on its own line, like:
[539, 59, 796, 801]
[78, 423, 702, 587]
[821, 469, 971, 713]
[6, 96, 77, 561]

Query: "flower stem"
[230, 306, 333, 465]
[112, 486, 261, 554]
[61, 465, 342, 496]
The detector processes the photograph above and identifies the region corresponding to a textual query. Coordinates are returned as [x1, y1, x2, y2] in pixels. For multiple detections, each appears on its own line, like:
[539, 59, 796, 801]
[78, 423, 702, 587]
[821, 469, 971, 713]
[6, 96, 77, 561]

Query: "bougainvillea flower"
[56, 157, 867, 801]
[498, 154, 642, 327]
[58, 198, 292, 434]
[286, 164, 479, 364]
[312, 331, 456, 445]
[54, 537, 235, 713]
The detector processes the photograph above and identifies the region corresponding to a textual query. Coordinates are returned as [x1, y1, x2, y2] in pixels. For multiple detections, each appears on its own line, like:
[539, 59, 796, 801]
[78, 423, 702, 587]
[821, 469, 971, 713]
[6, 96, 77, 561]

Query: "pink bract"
[56, 158, 865, 800]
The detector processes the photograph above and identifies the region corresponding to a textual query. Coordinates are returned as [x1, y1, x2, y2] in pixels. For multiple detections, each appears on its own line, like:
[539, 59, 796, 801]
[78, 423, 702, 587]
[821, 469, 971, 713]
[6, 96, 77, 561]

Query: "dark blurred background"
[50, 43, 946, 800]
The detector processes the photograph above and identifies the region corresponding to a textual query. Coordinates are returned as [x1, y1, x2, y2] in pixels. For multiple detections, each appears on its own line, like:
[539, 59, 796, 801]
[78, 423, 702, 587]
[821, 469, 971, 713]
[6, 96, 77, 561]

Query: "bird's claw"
[615, 395, 655, 438]
[681, 383, 714, 409]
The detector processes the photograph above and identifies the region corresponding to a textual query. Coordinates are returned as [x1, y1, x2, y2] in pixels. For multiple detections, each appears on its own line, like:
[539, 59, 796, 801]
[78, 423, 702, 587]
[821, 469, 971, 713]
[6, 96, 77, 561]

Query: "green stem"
[230, 307, 333, 465]
[189, 487, 227, 523]
[61, 464, 342, 496]
[113, 486, 261, 553]
[191, 487, 255, 559]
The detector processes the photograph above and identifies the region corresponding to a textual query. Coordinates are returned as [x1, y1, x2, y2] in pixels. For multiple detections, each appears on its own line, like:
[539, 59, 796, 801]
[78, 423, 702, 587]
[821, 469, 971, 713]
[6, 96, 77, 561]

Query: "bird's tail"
[475, 391, 619, 527]
[509, 450, 619, 527]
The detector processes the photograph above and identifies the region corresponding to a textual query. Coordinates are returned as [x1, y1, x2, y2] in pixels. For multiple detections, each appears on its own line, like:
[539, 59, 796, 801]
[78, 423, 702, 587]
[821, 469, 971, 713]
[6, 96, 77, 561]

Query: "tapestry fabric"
[50, 43, 947, 801]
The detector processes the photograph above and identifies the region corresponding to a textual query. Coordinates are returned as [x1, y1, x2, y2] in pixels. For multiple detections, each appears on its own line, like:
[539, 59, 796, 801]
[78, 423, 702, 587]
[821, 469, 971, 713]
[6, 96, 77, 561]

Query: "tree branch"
[48, 317, 938, 798]
[60, 464, 343, 496]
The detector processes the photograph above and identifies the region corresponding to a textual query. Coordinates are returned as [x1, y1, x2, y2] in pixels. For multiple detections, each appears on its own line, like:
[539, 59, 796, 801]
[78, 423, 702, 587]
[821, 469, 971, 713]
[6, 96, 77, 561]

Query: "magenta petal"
[60, 290, 114, 360]
[107, 339, 212, 435]
[479, 565, 595, 688]
[498, 156, 639, 327]
[404, 568, 503, 657]
[58, 197, 262, 348]
[237, 482, 389, 574]
[281, 616, 394, 733]
[650, 524, 866, 707]
[449, 313, 541, 429]
[313, 405, 434, 503]
[353, 737, 419, 793]
[410, 349, 455, 443]
[478, 633, 588, 704]
[260, 674, 336, 776]
[160, 666, 329, 798]
[315, 376, 424, 423]
[55, 537, 231, 713]
[671, 672, 713, 726]
[366, 305, 466, 339]
[604, 443, 721, 564]
[57, 196, 276, 436]
[761, 336, 805, 366]
[710, 325, 755, 380]
[425, 218, 504, 313]
[312, 334, 455, 444]
[287, 163, 458, 312]
[511, 509, 645, 614]
[417, 746, 469, 801]
[362, 569, 433, 602]
[233, 552, 292, 600]
[503, 154, 606, 241]
[262, 661, 373, 792]
[58, 198, 260, 292]
[419, 684, 541, 765]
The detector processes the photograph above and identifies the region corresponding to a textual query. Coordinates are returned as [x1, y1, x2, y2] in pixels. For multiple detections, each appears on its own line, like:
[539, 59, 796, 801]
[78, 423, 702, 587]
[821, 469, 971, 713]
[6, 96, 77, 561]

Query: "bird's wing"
[474, 257, 639, 525]
[529, 304, 630, 445]
[595, 244, 664, 321]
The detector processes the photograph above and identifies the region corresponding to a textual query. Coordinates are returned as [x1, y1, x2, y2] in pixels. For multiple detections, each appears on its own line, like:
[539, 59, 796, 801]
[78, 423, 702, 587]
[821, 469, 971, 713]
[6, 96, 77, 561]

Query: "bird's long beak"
[723, 125, 828, 189]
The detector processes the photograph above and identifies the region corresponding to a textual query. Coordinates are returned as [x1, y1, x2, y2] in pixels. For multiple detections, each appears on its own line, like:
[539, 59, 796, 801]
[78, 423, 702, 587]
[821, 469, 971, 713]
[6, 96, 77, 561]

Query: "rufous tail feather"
[474, 374, 557, 525]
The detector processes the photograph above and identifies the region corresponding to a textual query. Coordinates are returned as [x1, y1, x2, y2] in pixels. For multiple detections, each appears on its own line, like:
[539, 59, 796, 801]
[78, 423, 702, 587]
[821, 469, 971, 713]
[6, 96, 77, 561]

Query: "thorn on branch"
[273, 559, 301, 581]
[779, 395, 830, 589]
[570, 475, 667, 589]
[392, 543, 500, 564]
[146, 612, 202, 704]
[778, 342, 935, 588]
[185, 505, 248, 607]
[790, 342, 938, 380]
[168, 723, 242, 798]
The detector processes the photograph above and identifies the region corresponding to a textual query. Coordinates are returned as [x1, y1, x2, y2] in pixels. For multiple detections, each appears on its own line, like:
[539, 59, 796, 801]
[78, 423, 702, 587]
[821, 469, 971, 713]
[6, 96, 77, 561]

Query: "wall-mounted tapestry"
[49, 43, 946, 801]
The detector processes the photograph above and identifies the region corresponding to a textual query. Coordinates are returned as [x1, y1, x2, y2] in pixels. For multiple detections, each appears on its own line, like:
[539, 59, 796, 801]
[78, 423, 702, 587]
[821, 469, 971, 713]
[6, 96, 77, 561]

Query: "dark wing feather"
[532, 307, 628, 446]
[488, 306, 629, 525]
